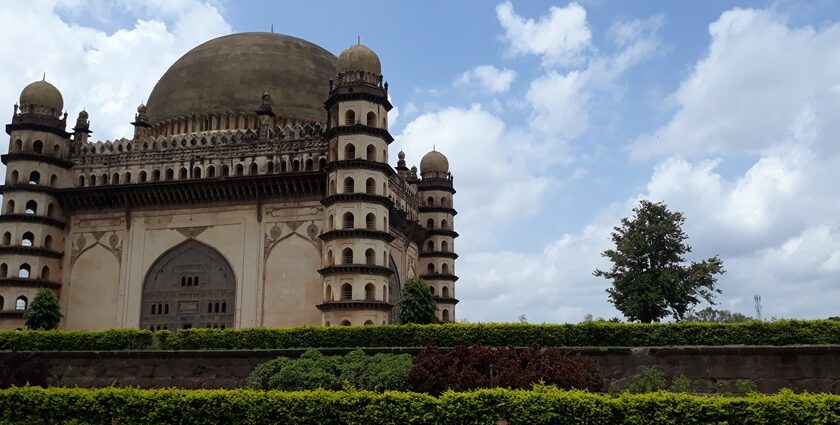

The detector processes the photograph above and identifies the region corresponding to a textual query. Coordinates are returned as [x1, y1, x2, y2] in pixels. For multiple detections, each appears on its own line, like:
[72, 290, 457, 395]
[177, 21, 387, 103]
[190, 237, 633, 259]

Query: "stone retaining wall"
[3, 346, 838, 393]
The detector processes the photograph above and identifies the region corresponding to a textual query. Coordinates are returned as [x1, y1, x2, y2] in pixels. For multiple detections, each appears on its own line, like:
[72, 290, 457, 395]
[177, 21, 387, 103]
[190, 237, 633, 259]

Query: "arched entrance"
[140, 240, 236, 331]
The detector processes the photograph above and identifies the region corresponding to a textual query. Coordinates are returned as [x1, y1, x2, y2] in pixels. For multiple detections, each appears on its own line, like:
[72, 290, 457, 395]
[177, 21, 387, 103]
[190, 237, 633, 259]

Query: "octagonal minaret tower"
[318, 42, 396, 326]
[417, 149, 458, 322]
[0, 79, 72, 329]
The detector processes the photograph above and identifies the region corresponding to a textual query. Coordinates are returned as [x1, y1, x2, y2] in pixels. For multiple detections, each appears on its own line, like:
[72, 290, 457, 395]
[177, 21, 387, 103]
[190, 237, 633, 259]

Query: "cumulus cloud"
[455, 65, 517, 94]
[0, 0, 231, 143]
[496, 1, 591, 67]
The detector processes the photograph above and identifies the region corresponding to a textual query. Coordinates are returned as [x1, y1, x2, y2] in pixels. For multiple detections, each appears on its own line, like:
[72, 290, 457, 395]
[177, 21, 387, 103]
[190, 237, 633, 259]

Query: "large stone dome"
[20, 79, 63, 111]
[146, 32, 337, 125]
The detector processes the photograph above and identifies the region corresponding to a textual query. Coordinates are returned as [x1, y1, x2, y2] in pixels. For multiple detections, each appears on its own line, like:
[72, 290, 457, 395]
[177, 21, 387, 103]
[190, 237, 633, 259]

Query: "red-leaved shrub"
[408, 344, 602, 394]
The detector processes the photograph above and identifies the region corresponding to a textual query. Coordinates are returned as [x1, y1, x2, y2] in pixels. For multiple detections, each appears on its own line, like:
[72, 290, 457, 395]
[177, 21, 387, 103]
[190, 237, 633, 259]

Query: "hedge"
[1, 386, 839, 424]
[1, 321, 839, 351]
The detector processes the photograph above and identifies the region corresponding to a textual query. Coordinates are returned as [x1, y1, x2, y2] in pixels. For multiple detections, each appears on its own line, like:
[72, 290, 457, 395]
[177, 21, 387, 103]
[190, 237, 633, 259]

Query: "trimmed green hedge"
[1, 386, 838, 425]
[1, 321, 839, 351]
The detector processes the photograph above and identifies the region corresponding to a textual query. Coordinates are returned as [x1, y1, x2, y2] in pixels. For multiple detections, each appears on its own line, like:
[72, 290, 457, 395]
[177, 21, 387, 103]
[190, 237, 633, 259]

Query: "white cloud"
[630, 8, 840, 159]
[0, 0, 231, 143]
[496, 1, 591, 67]
[455, 65, 517, 94]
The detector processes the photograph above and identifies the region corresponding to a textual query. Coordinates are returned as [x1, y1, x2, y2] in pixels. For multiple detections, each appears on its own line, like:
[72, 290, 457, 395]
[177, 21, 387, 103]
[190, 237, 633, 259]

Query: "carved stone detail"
[175, 226, 209, 239]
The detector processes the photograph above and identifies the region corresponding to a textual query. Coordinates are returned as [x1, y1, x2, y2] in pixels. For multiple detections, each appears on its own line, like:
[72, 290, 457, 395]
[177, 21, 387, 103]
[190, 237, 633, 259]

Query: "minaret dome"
[337, 43, 381, 75]
[19, 79, 63, 111]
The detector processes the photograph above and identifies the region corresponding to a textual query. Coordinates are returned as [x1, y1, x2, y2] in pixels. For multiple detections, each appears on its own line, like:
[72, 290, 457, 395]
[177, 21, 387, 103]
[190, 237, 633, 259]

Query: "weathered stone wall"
[4, 346, 838, 393]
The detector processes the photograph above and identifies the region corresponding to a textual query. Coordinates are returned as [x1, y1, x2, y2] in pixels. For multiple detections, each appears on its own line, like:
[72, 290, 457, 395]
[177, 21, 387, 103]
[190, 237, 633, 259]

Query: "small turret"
[131, 103, 150, 139]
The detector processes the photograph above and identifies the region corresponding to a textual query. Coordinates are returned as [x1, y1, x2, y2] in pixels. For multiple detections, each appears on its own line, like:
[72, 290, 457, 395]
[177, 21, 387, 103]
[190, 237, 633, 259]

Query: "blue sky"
[3, 0, 840, 322]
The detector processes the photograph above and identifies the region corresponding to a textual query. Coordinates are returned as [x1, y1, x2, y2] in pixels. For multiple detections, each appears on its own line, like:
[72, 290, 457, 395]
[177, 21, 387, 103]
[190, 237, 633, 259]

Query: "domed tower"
[0, 79, 72, 329]
[418, 149, 458, 322]
[317, 43, 395, 326]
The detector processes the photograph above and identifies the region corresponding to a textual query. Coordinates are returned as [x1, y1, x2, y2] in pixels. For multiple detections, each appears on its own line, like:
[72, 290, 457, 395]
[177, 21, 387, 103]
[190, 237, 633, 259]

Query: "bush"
[0, 353, 46, 388]
[1, 386, 839, 425]
[1, 320, 839, 351]
[23, 289, 61, 330]
[247, 349, 412, 392]
[622, 367, 667, 394]
[408, 344, 602, 394]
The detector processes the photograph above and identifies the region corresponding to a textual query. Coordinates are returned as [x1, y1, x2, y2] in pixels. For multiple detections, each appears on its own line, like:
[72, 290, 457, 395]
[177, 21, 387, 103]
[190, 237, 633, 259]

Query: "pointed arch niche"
[140, 240, 236, 331]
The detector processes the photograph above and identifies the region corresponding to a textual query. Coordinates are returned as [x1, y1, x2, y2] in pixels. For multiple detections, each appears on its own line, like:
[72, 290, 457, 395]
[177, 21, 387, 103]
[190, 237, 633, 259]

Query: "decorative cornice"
[0, 214, 66, 229]
[426, 229, 459, 238]
[420, 273, 459, 282]
[319, 229, 395, 243]
[324, 90, 393, 111]
[58, 172, 326, 212]
[324, 124, 394, 144]
[318, 265, 394, 277]
[419, 206, 457, 216]
[0, 184, 59, 196]
[323, 159, 395, 176]
[0, 246, 63, 259]
[316, 300, 394, 312]
[416, 182, 456, 194]
[0, 278, 61, 289]
[420, 251, 459, 260]
[434, 296, 460, 305]
[6, 117, 71, 138]
[321, 193, 393, 209]
[2, 153, 73, 169]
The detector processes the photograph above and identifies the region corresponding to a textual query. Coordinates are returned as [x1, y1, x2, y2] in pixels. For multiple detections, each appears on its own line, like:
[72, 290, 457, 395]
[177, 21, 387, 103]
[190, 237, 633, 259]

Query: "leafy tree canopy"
[24, 288, 61, 330]
[684, 307, 752, 323]
[396, 277, 438, 324]
[594, 200, 725, 323]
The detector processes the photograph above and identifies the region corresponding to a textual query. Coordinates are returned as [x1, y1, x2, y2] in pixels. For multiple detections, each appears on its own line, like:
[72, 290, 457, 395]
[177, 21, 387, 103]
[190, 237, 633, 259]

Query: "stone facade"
[0, 33, 459, 330]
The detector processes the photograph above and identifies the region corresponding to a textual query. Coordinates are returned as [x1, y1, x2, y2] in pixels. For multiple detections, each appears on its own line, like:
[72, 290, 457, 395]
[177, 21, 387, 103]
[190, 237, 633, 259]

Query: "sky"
[2, 0, 840, 323]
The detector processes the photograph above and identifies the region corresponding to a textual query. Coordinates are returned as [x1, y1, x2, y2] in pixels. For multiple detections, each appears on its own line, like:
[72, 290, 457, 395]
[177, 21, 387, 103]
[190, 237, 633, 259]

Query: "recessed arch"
[366, 111, 376, 127]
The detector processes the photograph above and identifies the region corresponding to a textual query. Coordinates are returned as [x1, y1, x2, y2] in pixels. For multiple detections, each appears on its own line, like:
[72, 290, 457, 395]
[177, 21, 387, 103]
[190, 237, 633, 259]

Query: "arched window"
[49, 174, 57, 187]
[442, 263, 449, 274]
[25, 200, 37, 215]
[364, 320, 374, 325]
[16, 296, 27, 310]
[366, 178, 375, 194]
[343, 212, 354, 229]
[325, 284, 333, 301]
[442, 309, 450, 322]
[249, 163, 258, 175]
[221, 165, 230, 177]
[21, 232, 34, 247]
[365, 213, 376, 230]
[28, 171, 40, 185]
[41, 266, 50, 280]
[341, 283, 353, 300]
[54, 144, 60, 154]
[366, 144, 376, 161]
[19, 263, 31, 279]
[344, 143, 355, 160]
[319, 158, 327, 170]
[1, 233, 9, 245]
[266, 161, 274, 174]
[165, 168, 174, 180]
[140, 171, 148, 182]
[342, 248, 353, 265]
[329, 179, 336, 195]
[328, 215, 335, 230]
[222, 302, 226, 313]
[46, 204, 54, 218]
[101, 173, 108, 185]
[33, 140, 43, 154]
[341, 320, 351, 326]
[426, 240, 434, 252]
[366, 111, 376, 127]
[207, 303, 212, 313]
[207, 166, 215, 178]
[429, 286, 436, 295]
[193, 167, 202, 178]
[292, 160, 300, 171]
[0, 264, 6, 278]
[77, 174, 84, 187]
[441, 197, 448, 207]
[344, 177, 355, 193]
[215, 302, 220, 313]
[365, 283, 375, 300]
[14, 139, 22, 152]
[345, 109, 356, 125]
[152, 170, 161, 181]
[426, 218, 434, 229]
[90, 175, 96, 186]
[441, 219, 448, 230]
[427, 263, 435, 275]
[327, 250, 334, 265]
[179, 167, 188, 179]
[111, 173, 119, 184]
[441, 241, 449, 252]
[44, 235, 52, 250]
[442, 286, 450, 298]
[235, 164, 244, 176]
[9, 170, 18, 185]
[5, 200, 13, 214]
[427, 197, 434, 207]
[124, 172, 132, 183]
[280, 161, 288, 172]
[365, 249, 375, 265]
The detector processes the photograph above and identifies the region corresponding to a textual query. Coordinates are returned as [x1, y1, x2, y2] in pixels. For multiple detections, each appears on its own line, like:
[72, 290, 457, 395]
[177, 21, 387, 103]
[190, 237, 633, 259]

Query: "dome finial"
[357, 35, 360, 45]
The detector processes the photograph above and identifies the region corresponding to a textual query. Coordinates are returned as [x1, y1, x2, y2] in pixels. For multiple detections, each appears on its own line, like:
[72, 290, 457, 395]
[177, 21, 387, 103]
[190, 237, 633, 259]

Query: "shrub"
[622, 367, 667, 394]
[0, 353, 46, 388]
[247, 349, 412, 392]
[396, 277, 437, 324]
[23, 289, 61, 330]
[1, 386, 839, 425]
[408, 344, 602, 394]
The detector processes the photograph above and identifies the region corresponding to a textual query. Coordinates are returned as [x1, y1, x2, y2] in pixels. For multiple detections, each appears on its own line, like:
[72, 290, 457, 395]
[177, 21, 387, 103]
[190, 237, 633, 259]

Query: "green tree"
[395, 277, 437, 324]
[24, 288, 61, 330]
[594, 200, 725, 323]
[684, 307, 752, 323]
